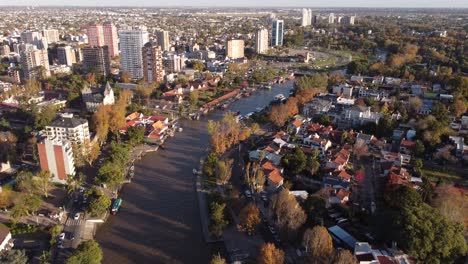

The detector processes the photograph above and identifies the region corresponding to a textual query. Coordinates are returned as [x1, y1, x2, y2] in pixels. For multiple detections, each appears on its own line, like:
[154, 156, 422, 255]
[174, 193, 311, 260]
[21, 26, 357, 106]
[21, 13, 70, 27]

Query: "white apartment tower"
[21, 30, 48, 50]
[57, 46, 76, 66]
[156, 30, 170, 51]
[226, 39, 245, 59]
[45, 113, 90, 145]
[328, 13, 336, 24]
[271, 20, 284, 47]
[42, 29, 60, 43]
[301, 8, 312, 27]
[20, 45, 50, 80]
[119, 27, 149, 80]
[255, 28, 269, 54]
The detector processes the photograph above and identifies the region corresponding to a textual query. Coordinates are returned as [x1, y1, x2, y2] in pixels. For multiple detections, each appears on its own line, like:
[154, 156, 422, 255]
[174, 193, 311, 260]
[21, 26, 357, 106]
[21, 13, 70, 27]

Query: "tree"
[238, 203, 261, 234]
[329, 249, 358, 264]
[305, 155, 320, 176]
[35, 170, 52, 198]
[49, 224, 63, 245]
[92, 105, 111, 144]
[268, 104, 288, 127]
[251, 123, 260, 134]
[10, 203, 29, 224]
[269, 188, 306, 239]
[215, 160, 233, 185]
[257, 243, 285, 264]
[302, 226, 333, 259]
[282, 147, 307, 176]
[432, 184, 468, 227]
[126, 126, 145, 146]
[65, 240, 103, 264]
[87, 191, 111, 217]
[24, 195, 42, 216]
[209, 202, 228, 238]
[0, 249, 28, 264]
[210, 253, 226, 264]
[408, 97, 423, 113]
[451, 99, 467, 118]
[33, 105, 57, 130]
[188, 91, 199, 107]
[0, 189, 13, 210]
[121, 72, 132, 83]
[398, 203, 467, 263]
[96, 161, 124, 189]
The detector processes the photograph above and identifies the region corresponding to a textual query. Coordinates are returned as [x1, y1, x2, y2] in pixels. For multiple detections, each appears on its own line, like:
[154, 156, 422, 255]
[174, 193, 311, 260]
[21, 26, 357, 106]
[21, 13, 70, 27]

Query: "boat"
[264, 85, 272, 89]
[111, 198, 122, 215]
[178, 127, 183, 132]
[274, 94, 286, 102]
[220, 103, 229, 110]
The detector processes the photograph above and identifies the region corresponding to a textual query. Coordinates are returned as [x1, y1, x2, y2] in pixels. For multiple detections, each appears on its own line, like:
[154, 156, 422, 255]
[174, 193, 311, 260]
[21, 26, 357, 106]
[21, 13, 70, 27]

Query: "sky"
[5, 0, 468, 8]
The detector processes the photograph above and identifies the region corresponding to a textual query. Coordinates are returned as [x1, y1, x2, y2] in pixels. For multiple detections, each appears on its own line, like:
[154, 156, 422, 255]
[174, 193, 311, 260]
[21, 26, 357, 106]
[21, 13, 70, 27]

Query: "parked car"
[59, 233, 66, 240]
[244, 190, 252, 199]
[74, 213, 80, 220]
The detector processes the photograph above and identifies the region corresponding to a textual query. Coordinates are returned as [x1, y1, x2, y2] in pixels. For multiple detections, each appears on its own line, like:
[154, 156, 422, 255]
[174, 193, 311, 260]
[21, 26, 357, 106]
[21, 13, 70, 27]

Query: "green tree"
[24, 195, 42, 215]
[33, 105, 57, 130]
[65, 240, 103, 264]
[215, 159, 233, 185]
[126, 126, 145, 146]
[0, 249, 28, 264]
[49, 224, 63, 245]
[282, 147, 307, 176]
[188, 91, 199, 107]
[209, 202, 228, 238]
[87, 192, 111, 217]
[35, 170, 52, 198]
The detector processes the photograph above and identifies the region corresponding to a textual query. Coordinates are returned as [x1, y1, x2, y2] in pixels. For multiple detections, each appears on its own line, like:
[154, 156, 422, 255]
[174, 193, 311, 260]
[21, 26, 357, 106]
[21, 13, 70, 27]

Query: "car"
[59, 232, 66, 240]
[244, 190, 252, 199]
[74, 213, 80, 220]
[57, 240, 64, 248]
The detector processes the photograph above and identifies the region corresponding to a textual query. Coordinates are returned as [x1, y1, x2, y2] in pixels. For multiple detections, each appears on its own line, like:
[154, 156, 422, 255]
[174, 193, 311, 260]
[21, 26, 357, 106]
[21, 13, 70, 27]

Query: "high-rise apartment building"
[42, 29, 60, 43]
[163, 54, 182, 73]
[38, 138, 75, 183]
[119, 27, 149, 80]
[21, 30, 48, 50]
[45, 113, 90, 145]
[301, 8, 312, 27]
[342, 16, 356, 25]
[87, 24, 105, 47]
[271, 20, 284, 47]
[82, 46, 110, 77]
[328, 13, 336, 24]
[57, 46, 75, 66]
[255, 28, 269, 54]
[0, 45, 10, 56]
[142, 43, 165, 83]
[20, 46, 50, 80]
[156, 30, 170, 51]
[103, 23, 119, 58]
[226, 39, 245, 59]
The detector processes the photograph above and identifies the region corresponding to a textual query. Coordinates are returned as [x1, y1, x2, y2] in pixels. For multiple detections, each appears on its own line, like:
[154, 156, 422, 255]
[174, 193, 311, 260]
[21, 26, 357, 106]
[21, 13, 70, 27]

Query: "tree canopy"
[65, 240, 103, 264]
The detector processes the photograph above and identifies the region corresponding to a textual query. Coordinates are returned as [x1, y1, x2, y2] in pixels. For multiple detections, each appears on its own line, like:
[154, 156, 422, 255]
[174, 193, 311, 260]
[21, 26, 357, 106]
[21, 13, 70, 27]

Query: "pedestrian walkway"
[65, 218, 83, 227]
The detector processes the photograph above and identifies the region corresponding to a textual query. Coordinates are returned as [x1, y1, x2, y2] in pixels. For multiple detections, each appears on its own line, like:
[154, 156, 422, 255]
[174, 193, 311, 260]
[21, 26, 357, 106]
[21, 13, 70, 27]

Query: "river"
[95, 81, 294, 264]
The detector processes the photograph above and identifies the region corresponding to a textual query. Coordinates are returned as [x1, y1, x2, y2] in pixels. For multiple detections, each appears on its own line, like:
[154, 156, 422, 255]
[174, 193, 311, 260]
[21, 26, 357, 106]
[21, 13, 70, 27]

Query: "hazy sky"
[6, 0, 468, 8]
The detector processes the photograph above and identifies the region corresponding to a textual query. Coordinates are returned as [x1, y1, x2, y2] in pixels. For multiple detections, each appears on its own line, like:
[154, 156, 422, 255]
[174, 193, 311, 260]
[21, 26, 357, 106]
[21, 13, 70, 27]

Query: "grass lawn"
[421, 167, 468, 185]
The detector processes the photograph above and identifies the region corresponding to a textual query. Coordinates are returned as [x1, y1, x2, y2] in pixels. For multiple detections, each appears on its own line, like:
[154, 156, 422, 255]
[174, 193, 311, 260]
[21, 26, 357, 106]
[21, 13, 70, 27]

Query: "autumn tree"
[268, 104, 288, 127]
[209, 202, 228, 238]
[432, 184, 468, 228]
[238, 203, 261, 234]
[35, 170, 52, 198]
[210, 253, 226, 264]
[92, 105, 112, 144]
[451, 99, 467, 118]
[189, 91, 199, 107]
[121, 71, 132, 83]
[408, 97, 423, 113]
[215, 159, 233, 185]
[0, 188, 13, 210]
[329, 249, 358, 264]
[208, 112, 242, 156]
[245, 163, 266, 193]
[269, 188, 306, 239]
[258, 243, 285, 264]
[302, 226, 333, 259]
[250, 123, 260, 135]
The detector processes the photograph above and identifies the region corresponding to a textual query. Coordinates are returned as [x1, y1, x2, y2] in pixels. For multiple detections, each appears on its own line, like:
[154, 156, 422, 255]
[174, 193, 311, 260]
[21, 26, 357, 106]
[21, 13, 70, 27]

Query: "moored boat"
[111, 198, 122, 215]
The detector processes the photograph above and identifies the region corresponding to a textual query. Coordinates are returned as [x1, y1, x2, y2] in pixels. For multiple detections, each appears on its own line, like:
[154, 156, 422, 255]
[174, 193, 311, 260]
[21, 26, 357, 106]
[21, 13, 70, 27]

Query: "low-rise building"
[45, 113, 90, 145]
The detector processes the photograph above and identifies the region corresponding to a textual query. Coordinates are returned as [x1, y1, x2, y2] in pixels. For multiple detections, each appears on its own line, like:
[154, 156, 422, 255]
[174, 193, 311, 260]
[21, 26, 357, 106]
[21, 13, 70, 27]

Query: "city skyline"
[2, 0, 468, 8]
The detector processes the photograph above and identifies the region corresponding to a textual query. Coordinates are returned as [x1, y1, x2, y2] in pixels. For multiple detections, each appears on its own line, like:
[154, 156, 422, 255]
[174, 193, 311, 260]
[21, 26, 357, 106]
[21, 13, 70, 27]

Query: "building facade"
[301, 8, 312, 27]
[142, 43, 165, 83]
[21, 30, 48, 50]
[271, 20, 284, 47]
[20, 47, 50, 80]
[42, 29, 60, 43]
[119, 27, 149, 80]
[87, 24, 105, 47]
[57, 46, 75, 66]
[226, 39, 245, 59]
[82, 46, 110, 77]
[156, 30, 170, 51]
[328, 13, 336, 24]
[38, 138, 75, 183]
[103, 23, 119, 58]
[255, 28, 269, 54]
[45, 113, 90, 145]
[81, 82, 115, 112]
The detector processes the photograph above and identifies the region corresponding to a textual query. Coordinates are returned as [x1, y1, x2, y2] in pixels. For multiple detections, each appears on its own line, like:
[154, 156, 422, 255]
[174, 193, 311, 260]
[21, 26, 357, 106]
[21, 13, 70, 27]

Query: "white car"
[59, 232, 66, 240]
[74, 213, 80, 220]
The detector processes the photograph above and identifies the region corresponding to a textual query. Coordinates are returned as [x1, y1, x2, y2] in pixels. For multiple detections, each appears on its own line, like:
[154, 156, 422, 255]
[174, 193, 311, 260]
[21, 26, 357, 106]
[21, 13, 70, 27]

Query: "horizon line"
[0, 5, 467, 9]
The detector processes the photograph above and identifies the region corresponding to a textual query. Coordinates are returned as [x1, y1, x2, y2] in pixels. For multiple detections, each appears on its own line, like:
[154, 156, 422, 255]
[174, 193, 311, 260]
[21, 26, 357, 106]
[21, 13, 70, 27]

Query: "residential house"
[326, 148, 351, 171]
[303, 134, 332, 154]
[328, 188, 350, 205]
[354, 242, 379, 264]
[288, 119, 303, 135]
[121, 112, 170, 143]
[381, 150, 411, 166]
[399, 139, 415, 155]
[81, 82, 115, 112]
[341, 105, 382, 128]
[262, 161, 284, 190]
[0, 227, 12, 251]
[303, 98, 333, 117]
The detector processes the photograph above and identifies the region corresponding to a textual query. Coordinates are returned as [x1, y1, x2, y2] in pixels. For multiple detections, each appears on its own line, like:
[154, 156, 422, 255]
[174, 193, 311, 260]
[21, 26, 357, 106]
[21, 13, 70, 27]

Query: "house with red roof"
[262, 161, 284, 190]
[399, 139, 415, 155]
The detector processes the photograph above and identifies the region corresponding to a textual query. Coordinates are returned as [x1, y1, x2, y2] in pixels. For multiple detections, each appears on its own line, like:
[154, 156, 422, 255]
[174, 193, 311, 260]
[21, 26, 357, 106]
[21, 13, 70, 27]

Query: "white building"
[156, 30, 170, 51]
[45, 113, 90, 145]
[342, 105, 382, 127]
[119, 27, 149, 80]
[301, 8, 312, 27]
[255, 28, 269, 54]
[226, 39, 245, 59]
[38, 138, 75, 183]
[271, 19, 284, 47]
[42, 29, 60, 43]
[20, 46, 50, 80]
[328, 13, 336, 24]
[0, 227, 12, 251]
